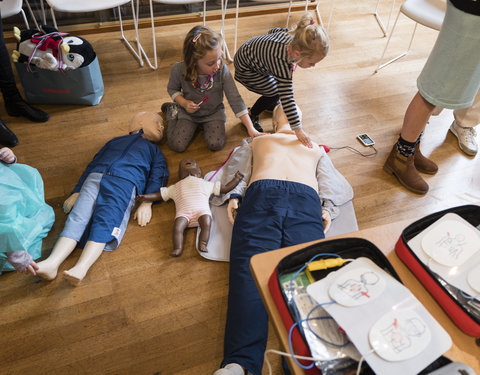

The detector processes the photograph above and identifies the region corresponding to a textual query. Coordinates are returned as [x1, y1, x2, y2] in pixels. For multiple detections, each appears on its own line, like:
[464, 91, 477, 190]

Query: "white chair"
[0, 0, 37, 29]
[139, 0, 207, 70]
[44, 0, 145, 68]
[374, 0, 446, 73]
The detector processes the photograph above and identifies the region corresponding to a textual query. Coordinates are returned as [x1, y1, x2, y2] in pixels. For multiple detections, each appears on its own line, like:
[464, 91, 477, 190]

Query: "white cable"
[355, 349, 376, 375]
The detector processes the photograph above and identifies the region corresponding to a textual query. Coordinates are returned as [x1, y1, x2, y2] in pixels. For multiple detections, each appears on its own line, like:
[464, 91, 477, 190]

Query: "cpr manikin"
[35, 112, 169, 286]
[213, 104, 354, 375]
[137, 158, 243, 257]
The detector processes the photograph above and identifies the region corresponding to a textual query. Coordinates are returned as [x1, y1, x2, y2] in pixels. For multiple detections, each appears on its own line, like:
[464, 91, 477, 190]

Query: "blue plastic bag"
[0, 163, 55, 275]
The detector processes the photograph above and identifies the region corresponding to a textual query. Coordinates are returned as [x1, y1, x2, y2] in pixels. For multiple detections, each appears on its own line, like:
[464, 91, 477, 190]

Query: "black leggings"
[249, 95, 279, 118]
[0, 14, 20, 101]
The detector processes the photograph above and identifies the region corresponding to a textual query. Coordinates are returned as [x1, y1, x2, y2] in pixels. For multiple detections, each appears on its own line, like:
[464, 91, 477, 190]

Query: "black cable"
[329, 145, 378, 157]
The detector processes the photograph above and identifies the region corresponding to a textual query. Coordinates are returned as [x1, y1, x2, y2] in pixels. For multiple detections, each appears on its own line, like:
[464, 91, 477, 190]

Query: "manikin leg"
[197, 214, 212, 252]
[36, 237, 78, 280]
[63, 241, 105, 286]
[171, 217, 189, 257]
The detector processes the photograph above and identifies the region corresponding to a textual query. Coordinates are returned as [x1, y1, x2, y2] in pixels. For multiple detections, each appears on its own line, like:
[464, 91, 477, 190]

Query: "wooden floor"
[1, 1, 479, 374]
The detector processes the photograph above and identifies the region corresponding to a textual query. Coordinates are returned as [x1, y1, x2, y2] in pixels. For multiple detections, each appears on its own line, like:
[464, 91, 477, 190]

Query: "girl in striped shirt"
[234, 12, 329, 148]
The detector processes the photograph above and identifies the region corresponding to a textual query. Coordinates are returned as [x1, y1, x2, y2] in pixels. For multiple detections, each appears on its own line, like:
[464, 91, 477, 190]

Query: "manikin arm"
[322, 209, 332, 233]
[134, 201, 153, 227]
[219, 171, 244, 194]
[227, 198, 239, 224]
[316, 148, 354, 221]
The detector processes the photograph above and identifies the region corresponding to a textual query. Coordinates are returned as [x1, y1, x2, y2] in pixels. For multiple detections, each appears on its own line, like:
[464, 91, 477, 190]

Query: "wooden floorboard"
[1, 1, 479, 374]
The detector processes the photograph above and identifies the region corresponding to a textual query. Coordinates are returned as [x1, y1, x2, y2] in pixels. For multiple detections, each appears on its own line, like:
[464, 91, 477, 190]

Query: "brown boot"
[414, 144, 438, 174]
[383, 145, 429, 194]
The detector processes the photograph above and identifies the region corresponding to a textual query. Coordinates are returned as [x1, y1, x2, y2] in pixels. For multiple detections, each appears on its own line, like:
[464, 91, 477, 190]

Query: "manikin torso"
[249, 125, 322, 191]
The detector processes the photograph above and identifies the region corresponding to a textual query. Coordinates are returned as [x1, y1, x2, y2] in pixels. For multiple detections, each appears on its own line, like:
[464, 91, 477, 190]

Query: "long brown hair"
[183, 26, 224, 83]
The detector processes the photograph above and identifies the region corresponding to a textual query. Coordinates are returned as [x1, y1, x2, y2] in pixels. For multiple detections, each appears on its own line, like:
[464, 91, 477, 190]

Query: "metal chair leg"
[375, 9, 417, 73]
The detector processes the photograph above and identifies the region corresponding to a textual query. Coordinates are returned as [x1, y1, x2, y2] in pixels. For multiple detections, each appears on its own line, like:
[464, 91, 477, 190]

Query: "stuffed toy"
[137, 158, 243, 257]
[11, 25, 96, 71]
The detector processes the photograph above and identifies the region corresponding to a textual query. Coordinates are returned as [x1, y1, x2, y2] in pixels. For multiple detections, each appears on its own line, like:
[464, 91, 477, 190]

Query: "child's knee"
[168, 138, 189, 153]
[206, 137, 224, 151]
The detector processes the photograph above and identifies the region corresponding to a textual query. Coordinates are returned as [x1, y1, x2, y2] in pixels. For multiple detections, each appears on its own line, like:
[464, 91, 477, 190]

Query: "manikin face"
[179, 158, 202, 180]
[196, 46, 222, 76]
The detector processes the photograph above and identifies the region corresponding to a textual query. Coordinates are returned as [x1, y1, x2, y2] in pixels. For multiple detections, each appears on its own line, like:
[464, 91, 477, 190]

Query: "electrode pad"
[306, 258, 451, 375]
[407, 213, 480, 298]
[369, 310, 431, 362]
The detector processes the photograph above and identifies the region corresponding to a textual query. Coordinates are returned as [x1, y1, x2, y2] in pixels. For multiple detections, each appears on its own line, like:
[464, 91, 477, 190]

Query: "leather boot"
[414, 144, 438, 174]
[0, 118, 19, 147]
[383, 145, 429, 194]
[5, 93, 49, 123]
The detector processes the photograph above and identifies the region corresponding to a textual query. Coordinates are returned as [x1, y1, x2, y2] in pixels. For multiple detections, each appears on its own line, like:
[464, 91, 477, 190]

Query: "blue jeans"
[222, 179, 325, 375]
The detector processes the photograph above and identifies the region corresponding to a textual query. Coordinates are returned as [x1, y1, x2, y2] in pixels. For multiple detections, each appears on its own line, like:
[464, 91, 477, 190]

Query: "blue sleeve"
[143, 147, 169, 194]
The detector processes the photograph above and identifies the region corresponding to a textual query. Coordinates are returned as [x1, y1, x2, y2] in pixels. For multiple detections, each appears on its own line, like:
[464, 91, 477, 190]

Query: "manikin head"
[178, 158, 202, 180]
[129, 112, 165, 142]
[272, 104, 302, 133]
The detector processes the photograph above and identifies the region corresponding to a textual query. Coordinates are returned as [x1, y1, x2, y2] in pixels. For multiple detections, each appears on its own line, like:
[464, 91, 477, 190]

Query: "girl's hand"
[184, 100, 200, 114]
[294, 128, 313, 148]
[248, 128, 267, 139]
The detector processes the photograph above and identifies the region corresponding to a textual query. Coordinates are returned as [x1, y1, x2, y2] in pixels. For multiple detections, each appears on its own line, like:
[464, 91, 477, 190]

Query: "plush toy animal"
[11, 25, 96, 71]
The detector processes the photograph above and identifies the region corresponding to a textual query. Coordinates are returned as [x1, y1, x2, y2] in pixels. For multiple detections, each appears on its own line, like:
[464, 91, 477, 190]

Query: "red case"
[268, 237, 451, 374]
[395, 204, 480, 338]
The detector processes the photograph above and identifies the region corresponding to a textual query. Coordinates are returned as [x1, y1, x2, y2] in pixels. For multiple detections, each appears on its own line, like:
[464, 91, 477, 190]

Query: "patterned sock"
[396, 136, 417, 157]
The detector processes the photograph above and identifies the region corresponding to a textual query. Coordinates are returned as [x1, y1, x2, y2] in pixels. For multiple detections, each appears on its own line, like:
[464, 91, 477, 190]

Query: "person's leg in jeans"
[450, 89, 480, 156]
[0, 14, 49, 146]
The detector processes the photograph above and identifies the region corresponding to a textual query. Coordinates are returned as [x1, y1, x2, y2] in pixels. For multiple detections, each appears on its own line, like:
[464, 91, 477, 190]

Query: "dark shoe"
[414, 144, 438, 174]
[248, 109, 263, 132]
[0, 119, 19, 147]
[161, 102, 178, 121]
[383, 145, 428, 194]
[5, 98, 49, 122]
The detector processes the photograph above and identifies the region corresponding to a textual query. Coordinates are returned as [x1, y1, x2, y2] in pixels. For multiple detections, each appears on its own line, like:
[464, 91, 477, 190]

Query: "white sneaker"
[449, 121, 478, 156]
[213, 363, 246, 375]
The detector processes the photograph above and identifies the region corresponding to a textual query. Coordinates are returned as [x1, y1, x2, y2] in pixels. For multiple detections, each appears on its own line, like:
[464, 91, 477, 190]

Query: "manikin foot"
[198, 241, 208, 252]
[35, 260, 60, 280]
[170, 248, 183, 257]
[63, 267, 86, 286]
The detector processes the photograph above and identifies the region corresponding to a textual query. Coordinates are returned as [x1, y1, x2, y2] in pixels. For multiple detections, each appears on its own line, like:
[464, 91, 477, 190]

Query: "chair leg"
[375, 8, 416, 73]
[119, 2, 154, 69]
[19, 9, 30, 30]
[322, 0, 335, 32]
[374, 0, 396, 37]
[220, 0, 234, 62]
[24, 1, 39, 30]
[138, 0, 158, 70]
[50, 7, 57, 29]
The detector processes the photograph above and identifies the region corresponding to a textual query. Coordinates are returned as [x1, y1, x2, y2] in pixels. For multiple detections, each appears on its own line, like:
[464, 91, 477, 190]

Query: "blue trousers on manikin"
[221, 179, 325, 375]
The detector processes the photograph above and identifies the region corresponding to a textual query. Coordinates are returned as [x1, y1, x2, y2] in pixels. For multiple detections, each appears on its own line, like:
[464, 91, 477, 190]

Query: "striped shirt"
[234, 28, 301, 130]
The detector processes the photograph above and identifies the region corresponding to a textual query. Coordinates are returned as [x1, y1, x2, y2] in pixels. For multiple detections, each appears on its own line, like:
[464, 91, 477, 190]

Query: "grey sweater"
[167, 62, 248, 123]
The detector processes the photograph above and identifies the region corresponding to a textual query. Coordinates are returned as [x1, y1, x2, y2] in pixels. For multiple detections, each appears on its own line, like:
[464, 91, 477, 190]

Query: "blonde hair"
[289, 13, 330, 60]
[183, 25, 224, 83]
